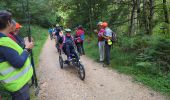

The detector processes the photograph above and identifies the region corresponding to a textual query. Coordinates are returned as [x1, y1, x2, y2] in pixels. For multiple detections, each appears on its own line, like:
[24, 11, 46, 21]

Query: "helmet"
[78, 25, 82, 28]
[97, 21, 102, 26]
[102, 22, 108, 28]
[56, 24, 59, 27]
[65, 28, 71, 33]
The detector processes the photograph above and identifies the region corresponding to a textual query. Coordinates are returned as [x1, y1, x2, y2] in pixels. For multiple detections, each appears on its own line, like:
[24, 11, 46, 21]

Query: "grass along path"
[84, 37, 170, 98]
[38, 37, 165, 100]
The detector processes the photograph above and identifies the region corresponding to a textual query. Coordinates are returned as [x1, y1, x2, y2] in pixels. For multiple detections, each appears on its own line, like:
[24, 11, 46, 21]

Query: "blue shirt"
[48, 29, 53, 34]
[104, 27, 112, 37]
[0, 33, 29, 68]
[55, 27, 61, 36]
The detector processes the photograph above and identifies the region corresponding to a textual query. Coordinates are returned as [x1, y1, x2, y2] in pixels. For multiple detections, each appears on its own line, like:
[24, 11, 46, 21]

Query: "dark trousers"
[105, 43, 111, 65]
[81, 42, 85, 54]
[49, 32, 53, 40]
[63, 44, 79, 61]
[11, 84, 30, 100]
[76, 42, 85, 55]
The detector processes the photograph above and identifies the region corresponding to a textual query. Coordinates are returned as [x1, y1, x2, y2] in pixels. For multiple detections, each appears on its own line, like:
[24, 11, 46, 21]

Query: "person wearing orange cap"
[14, 23, 25, 48]
[7, 20, 25, 48]
[102, 22, 113, 65]
[16, 22, 22, 29]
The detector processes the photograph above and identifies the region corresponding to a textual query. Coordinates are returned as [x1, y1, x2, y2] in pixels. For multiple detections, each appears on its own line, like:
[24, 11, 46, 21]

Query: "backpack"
[111, 31, 117, 43]
[105, 27, 117, 43]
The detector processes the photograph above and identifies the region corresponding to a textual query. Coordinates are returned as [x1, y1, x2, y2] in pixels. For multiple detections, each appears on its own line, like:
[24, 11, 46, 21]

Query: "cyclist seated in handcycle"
[61, 29, 79, 61]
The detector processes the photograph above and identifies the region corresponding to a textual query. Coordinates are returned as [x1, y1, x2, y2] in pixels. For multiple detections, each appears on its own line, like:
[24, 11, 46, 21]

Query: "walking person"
[0, 10, 34, 100]
[97, 22, 105, 62]
[75, 25, 85, 55]
[102, 22, 113, 65]
[48, 28, 53, 40]
[53, 24, 62, 51]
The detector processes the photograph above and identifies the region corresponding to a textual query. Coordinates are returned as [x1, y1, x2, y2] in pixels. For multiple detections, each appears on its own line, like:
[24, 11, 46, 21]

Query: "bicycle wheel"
[58, 49, 62, 55]
[59, 56, 63, 69]
[78, 63, 85, 80]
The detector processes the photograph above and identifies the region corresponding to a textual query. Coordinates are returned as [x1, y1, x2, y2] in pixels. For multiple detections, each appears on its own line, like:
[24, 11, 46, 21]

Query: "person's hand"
[25, 41, 34, 49]
[94, 29, 98, 34]
[24, 37, 34, 50]
[24, 37, 34, 42]
[52, 32, 55, 35]
[59, 31, 63, 36]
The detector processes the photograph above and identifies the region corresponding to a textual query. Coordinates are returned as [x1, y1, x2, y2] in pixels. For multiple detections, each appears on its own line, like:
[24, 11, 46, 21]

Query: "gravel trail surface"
[38, 37, 166, 100]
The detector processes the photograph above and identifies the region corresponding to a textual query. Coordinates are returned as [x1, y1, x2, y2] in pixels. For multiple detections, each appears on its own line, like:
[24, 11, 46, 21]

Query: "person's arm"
[0, 46, 30, 69]
[102, 35, 111, 39]
[102, 29, 112, 40]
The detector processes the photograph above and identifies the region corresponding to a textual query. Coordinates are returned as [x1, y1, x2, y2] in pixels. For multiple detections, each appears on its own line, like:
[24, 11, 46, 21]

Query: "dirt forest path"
[38, 37, 166, 100]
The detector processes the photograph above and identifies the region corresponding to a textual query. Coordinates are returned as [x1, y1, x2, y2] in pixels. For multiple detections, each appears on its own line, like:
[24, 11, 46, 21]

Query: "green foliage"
[0, 0, 59, 28]
[84, 33, 170, 96]
[81, 0, 170, 94]
[29, 25, 48, 66]
[84, 35, 99, 59]
[137, 38, 170, 75]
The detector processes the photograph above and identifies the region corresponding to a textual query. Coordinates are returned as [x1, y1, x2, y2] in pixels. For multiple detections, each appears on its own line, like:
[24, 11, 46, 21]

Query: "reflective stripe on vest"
[0, 64, 31, 83]
[0, 67, 15, 75]
[0, 36, 33, 92]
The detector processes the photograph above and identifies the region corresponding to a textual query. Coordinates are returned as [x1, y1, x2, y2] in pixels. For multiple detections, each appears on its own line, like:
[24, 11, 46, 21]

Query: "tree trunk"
[129, 0, 136, 36]
[89, 0, 93, 35]
[143, 0, 150, 34]
[137, 0, 141, 26]
[163, 0, 169, 24]
[148, 0, 154, 34]
[85, 0, 93, 35]
[163, 0, 170, 35]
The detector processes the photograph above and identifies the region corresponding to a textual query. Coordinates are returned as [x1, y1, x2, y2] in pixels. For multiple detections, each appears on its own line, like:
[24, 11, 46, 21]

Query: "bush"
[136, 37, 170, 75]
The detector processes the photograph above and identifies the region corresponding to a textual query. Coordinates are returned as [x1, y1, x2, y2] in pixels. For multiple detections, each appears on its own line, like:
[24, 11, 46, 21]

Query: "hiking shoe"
[100, 61, 104, 63]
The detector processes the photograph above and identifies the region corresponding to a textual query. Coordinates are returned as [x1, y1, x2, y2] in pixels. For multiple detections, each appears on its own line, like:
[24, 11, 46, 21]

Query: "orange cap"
[16, 23, 22, 29]
[102, 22, 108, 28]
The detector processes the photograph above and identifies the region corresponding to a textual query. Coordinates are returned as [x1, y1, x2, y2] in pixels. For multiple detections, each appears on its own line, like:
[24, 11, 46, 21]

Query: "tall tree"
[148, 0, 154, 34]
[137, 0, 141, 27]
[129, 0, 136, 36]
[162, 0, 170, 35]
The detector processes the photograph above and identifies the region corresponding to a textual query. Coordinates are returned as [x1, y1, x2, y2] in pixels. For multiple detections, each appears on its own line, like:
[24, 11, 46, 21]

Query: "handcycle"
[58, 43, 85, 80]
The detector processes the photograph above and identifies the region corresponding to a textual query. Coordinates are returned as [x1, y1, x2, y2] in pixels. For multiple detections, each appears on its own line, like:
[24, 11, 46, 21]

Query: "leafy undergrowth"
[84, 35, 170, 97]
[0, 25, 48, 100]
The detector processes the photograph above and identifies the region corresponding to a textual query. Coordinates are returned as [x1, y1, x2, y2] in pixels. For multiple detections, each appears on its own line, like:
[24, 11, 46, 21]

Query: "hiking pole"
[25, 0, 39, 96]
[21, 0, 35, 86]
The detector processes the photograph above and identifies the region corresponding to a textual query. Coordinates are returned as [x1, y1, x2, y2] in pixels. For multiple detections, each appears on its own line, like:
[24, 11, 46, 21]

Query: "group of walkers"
[48, 24, 85, 61]
[48, 21, 115, 66]
[0, 10, 34, 100]
[96, 21, 115, 65]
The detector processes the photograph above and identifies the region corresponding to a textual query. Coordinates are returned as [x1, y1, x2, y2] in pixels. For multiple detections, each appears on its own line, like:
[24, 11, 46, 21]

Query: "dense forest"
[0, 0, 170, 98]
[0, 0, 169, 34]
